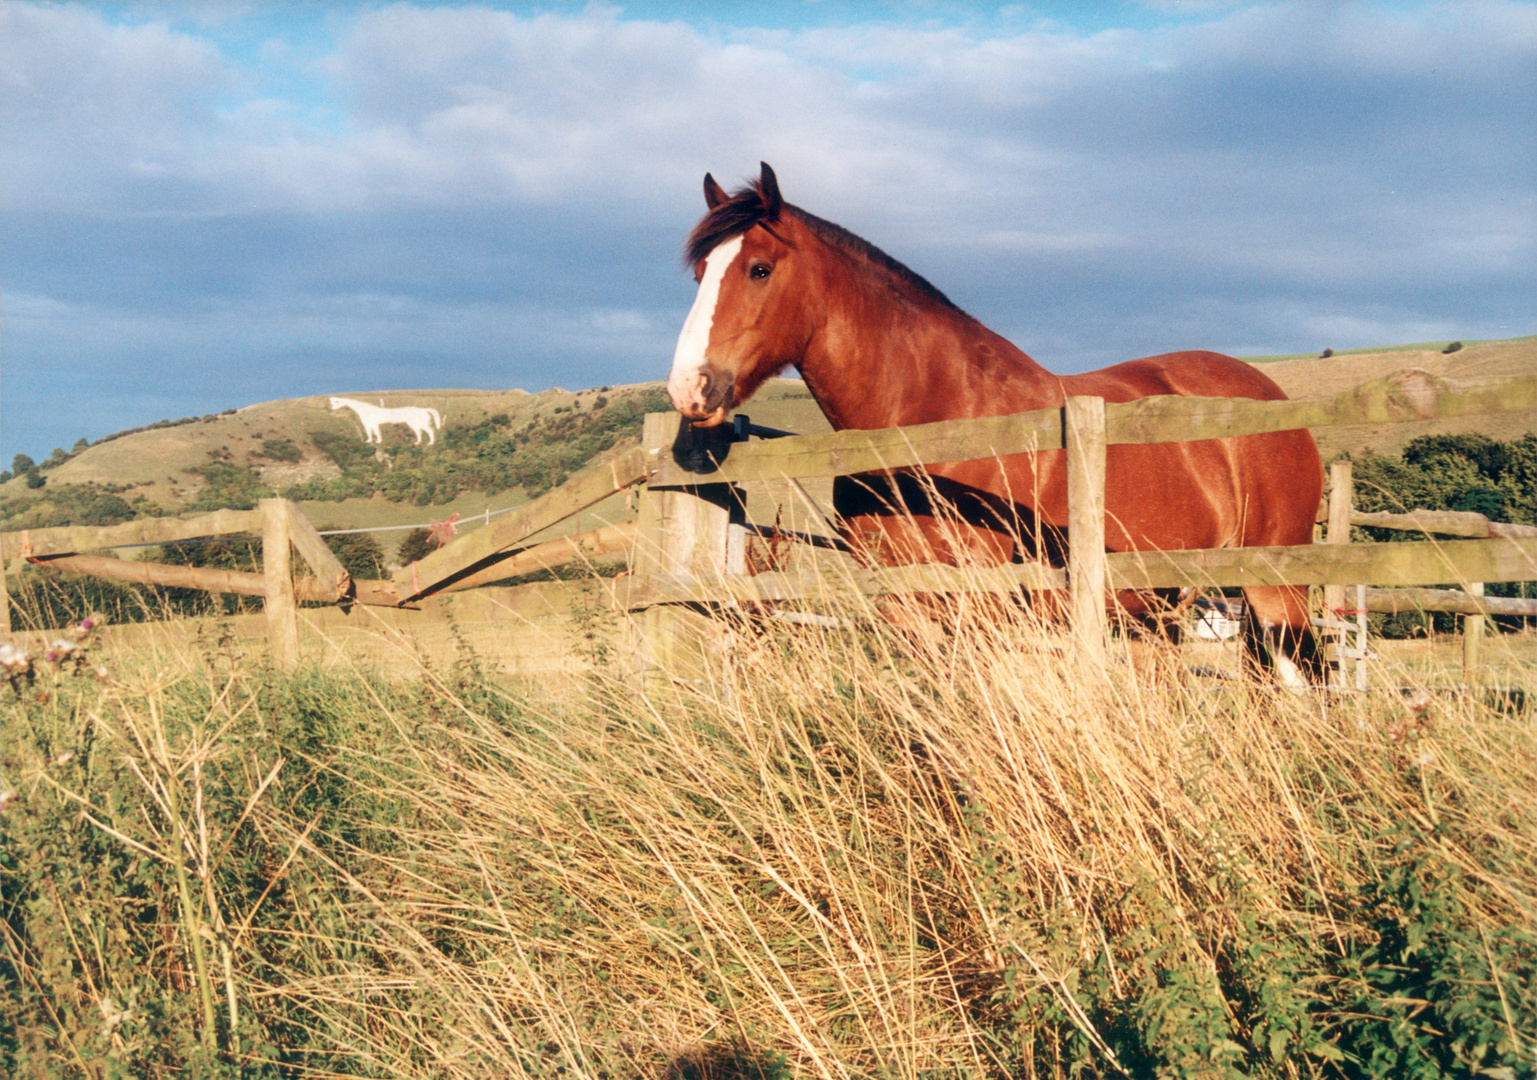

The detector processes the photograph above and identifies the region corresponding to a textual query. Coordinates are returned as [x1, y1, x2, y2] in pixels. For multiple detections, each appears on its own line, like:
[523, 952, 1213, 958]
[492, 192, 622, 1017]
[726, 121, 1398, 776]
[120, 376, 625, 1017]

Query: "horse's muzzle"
[668, 366, 733, 427]
[683, 404, 730, 427]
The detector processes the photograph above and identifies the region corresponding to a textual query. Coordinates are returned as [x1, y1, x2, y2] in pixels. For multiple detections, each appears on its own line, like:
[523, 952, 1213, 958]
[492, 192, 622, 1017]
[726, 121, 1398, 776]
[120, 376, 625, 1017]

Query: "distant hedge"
[1346, 432, 1535, 637]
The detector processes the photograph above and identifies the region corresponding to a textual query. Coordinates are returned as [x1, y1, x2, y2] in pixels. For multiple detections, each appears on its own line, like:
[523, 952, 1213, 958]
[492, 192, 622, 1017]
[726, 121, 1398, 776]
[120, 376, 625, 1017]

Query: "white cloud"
[1, 0, 1532, 459]
[0, 4, 232, 211]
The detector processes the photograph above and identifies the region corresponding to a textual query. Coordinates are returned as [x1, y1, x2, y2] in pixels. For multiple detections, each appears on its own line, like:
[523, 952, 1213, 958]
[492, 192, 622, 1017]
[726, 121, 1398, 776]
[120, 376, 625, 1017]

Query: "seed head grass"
[2, 585, 1532, 1078]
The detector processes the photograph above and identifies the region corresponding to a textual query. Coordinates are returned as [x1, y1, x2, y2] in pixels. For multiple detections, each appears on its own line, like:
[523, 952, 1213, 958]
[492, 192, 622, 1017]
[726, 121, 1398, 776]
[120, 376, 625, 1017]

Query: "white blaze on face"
[669, 234, 743, 413]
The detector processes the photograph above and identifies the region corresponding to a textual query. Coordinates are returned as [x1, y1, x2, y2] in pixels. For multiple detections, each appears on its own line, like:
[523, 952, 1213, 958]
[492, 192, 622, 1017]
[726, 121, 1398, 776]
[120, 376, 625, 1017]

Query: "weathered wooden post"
[1064, 395, 1108, 672]
[1463, 581, 1484, 686]
[260, 498, 299, 672]
[0, 533, 11, 635]
[280, 500, 350, 602]
[1353, 583, 1369, 691]
[1324, 459, 1354, 689]
[629, 413, 743, 693]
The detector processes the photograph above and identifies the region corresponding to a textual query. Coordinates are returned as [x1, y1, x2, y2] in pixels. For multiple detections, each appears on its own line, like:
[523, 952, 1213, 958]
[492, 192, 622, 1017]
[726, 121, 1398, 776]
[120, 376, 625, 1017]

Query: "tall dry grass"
[2, 587, 1532, 1078]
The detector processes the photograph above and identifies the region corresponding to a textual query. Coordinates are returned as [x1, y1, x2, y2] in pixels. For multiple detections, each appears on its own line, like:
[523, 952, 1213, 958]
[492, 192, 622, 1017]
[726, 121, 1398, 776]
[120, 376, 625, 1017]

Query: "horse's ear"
[703, 173, 728, 209]
[759, 162, 782, 219]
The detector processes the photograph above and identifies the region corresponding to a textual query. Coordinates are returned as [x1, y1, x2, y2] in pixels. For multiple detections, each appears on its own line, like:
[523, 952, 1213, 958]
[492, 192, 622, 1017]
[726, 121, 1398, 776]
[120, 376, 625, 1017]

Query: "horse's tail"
[428, 407, 443, 428]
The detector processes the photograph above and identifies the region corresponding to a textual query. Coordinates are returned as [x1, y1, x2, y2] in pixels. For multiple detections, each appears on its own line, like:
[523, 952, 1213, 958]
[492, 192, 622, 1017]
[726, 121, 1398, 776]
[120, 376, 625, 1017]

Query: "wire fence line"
[59, 504, 522, 551]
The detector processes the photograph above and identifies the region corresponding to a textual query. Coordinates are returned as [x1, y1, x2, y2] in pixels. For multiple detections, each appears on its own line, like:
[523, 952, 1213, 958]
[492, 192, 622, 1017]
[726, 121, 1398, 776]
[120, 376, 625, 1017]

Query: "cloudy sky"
[2, 1, 1533, 464]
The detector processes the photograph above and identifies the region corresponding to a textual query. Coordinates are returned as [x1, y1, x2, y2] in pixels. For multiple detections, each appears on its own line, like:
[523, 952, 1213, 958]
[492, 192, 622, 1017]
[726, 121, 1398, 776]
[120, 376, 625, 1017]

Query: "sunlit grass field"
[3, 581, 1532, 1079]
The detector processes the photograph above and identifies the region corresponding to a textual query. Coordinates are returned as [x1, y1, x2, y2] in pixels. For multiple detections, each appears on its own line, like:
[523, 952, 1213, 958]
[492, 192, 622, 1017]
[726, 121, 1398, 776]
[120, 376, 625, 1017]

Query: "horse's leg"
[840, 506, 1021, 649]
[1241, 584, 1322, 690]
[839, 509, 946, 644]
[1115, 589, 1191, 685]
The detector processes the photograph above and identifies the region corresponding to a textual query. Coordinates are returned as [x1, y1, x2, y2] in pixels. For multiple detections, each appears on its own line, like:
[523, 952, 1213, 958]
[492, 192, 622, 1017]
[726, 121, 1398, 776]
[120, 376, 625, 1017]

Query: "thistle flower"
[0, 642, 30, 672]
[44, 639, 78, 663]
[71, 614, 106, 640]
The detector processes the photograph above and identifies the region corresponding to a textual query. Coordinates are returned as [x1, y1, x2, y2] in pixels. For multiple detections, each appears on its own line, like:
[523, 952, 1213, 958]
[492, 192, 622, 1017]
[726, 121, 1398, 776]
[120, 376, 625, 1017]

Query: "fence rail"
[646, 370, 1535, 487]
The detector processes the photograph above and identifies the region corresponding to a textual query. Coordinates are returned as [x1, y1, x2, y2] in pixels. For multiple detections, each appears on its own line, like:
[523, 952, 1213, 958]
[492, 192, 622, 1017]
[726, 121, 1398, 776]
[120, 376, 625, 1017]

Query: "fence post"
[261, 498, 299, 672]
[1463, 582, 1484, 686]
[1325, 460, 1353, 689]
[630, 413, 742, 693]
[1064, 396, 1108, 671]
[0, 534, 11, 635]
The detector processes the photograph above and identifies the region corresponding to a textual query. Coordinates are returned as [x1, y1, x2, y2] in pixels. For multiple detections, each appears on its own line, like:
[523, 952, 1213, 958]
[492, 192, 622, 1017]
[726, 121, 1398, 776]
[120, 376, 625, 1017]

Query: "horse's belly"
[836, 426, 1318, 566]
[953, 433, 1314, 554]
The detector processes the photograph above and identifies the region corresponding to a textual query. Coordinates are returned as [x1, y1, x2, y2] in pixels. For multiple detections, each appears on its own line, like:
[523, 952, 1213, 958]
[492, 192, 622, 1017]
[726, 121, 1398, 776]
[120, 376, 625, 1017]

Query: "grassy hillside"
[0, 380, 831, 545]
[2, 335, 1530, 543]
[1238, 335, 1536, 458]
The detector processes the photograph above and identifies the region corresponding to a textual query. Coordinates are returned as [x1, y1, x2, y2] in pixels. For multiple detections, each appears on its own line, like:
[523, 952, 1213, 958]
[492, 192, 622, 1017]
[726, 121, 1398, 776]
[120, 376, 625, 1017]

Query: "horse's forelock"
[681, 180, 962, 315]
[683, 179, 777, 267]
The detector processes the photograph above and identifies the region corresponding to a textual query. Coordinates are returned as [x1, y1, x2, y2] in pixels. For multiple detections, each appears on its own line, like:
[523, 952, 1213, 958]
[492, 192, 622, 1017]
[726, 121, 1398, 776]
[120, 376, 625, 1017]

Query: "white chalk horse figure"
[329, 397, 443, 445]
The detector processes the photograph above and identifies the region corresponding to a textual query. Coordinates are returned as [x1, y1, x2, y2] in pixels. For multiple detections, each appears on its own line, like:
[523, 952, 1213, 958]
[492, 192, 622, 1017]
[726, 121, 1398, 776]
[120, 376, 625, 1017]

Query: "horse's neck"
[797, 263, 1059, 430]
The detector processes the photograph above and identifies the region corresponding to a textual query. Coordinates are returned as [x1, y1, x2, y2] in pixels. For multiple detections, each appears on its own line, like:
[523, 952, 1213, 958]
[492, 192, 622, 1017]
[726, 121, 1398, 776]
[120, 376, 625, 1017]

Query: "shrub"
[254, 438, 303, 463]
[395, 527, 439, 566]
[183, 460, 271, 513]
[1347, 432, 1534, 636]
[322, 530, 386, 579]
[0, 482, 148, 530]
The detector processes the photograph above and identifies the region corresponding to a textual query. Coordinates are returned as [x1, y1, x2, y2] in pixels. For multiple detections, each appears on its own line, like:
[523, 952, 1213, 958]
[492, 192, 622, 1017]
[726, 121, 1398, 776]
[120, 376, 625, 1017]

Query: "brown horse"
[667, 163, 1324, 683]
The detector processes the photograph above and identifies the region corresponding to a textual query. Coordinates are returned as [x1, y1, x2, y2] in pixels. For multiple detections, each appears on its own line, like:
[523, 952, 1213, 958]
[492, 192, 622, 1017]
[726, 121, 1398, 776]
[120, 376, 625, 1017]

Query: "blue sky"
[2, 0, 1533, 464]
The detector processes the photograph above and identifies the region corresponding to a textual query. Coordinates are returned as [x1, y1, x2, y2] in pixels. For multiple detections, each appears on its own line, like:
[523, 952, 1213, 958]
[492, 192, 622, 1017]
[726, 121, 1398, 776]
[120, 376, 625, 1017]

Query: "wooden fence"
[2, 368, 1533, 683]
[609, 370, 1535, 688]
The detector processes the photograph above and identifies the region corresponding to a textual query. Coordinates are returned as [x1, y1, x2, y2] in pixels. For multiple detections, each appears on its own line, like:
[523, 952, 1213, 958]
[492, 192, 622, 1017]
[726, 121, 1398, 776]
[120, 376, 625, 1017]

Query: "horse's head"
[328, 397, 344, 410]
[668, 162, 817, 427]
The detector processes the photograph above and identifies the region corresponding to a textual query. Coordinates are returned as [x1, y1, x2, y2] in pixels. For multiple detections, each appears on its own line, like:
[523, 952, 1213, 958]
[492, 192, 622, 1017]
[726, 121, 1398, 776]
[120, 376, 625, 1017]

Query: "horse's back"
[1063, 350, 1288, 404]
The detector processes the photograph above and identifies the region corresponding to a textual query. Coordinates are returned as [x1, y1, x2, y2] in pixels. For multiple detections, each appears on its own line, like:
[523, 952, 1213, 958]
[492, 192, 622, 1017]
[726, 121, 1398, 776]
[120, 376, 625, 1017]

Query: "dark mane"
[684, 179, 961, 313]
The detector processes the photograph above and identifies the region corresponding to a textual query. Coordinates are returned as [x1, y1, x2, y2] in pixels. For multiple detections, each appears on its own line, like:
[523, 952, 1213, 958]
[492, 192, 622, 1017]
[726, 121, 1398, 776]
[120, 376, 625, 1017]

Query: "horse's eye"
[750, 262, 772, 280]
